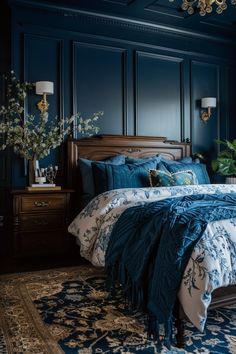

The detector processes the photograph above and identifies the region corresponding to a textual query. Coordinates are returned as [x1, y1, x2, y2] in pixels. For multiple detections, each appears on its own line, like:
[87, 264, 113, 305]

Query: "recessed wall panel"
[73, 42, 126, 135]
[24, 34, 62, 121]
[227, 67, 236, 141]
[15, 34, 63, 184]
[191, 61, 219, 159]
[136, 51, 183, 140]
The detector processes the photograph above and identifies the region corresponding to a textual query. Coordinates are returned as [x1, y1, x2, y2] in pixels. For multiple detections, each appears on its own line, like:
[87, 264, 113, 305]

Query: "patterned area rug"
[0, 265, 236, 354]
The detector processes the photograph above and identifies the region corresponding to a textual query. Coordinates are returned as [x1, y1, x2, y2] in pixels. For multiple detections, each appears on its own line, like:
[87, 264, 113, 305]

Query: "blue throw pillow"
[92, 159, 158, 195]
[149, 169, 197, 187]
[161, 156, 193, 164]
[126, 155, 193, 166]
[125, 155, 162, 165]
[162, 161, 210, 185]
[79, 155, 126, 203]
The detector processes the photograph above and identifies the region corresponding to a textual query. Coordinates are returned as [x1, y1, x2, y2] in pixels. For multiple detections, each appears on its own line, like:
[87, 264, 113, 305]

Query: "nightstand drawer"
[21, 195, 66, 212]
[19, 214, 64, 231]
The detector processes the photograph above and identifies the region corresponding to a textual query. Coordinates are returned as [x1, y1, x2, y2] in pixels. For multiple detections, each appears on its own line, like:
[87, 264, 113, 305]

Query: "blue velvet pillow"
[162, 161, 210, 185]
[126, 155, 192, 166]
[125, 155, 162, 165]
[92, 159, 158, 195]
[126, 156, 170, 176]
[79, 155, 126, 203]
[161, 156, 193, 164]
[149, 169, 197, 187]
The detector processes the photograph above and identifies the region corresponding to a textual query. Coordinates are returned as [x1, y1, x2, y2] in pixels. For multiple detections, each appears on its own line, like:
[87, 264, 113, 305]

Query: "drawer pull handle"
[34, 201, 50, 208]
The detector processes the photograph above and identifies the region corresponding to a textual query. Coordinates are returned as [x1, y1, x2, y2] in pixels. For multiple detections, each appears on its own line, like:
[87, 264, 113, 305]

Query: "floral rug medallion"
[0, 265, 235, 353]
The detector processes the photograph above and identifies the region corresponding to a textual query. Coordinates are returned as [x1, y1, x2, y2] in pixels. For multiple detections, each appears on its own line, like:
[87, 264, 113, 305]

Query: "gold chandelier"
[170, 0, 236, 16]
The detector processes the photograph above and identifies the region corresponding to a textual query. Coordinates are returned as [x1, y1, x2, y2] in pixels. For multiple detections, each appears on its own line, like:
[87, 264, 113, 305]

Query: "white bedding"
[68, 184, 236, 331]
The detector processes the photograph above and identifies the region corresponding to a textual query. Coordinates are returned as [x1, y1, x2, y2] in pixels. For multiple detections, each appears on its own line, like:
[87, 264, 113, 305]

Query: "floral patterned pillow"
[149, 169, 198, 187]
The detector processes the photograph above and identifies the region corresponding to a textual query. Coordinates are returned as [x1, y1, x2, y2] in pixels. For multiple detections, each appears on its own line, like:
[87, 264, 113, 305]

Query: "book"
[30, 183, 56, 187]
[26, 186, 61, 191]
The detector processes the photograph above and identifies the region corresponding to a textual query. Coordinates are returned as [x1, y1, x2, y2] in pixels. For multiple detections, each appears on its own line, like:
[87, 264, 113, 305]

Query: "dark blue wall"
[2, 0, 236, 193]
[0, 0, 11, 241]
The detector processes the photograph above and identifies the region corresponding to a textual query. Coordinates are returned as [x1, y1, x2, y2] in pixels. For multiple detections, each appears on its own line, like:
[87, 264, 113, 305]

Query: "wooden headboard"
[66, 135, 191, 202]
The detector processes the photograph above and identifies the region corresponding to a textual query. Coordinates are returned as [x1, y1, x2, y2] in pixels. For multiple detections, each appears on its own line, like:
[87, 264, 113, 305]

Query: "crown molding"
[8, 0, 236, 46]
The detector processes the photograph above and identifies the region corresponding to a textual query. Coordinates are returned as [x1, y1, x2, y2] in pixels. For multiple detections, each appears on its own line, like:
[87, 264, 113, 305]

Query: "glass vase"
[28, 158, 39, 186]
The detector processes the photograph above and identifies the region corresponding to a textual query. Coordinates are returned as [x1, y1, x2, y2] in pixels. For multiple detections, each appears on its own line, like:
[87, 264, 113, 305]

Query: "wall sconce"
[200, 97, 216, 122]
[36, 81, 54, 114]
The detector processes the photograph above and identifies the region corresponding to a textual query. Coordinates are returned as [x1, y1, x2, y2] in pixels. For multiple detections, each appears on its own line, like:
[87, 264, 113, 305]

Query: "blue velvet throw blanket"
[105, 193, 236, 346]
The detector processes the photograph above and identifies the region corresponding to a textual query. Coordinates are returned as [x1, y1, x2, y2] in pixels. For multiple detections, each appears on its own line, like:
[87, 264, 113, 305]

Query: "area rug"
[0, 265, 235, 354]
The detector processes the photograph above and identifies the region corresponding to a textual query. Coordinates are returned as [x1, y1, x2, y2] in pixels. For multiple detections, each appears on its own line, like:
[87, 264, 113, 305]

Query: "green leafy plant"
[0, 71, 103, 167]
[211, 139, 236, 176]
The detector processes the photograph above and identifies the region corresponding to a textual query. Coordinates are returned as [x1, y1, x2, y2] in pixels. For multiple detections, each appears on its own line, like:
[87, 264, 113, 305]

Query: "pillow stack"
[79, 155, 126, 204]
[79, 154, 211, 204]
[92, 156, 162, 195]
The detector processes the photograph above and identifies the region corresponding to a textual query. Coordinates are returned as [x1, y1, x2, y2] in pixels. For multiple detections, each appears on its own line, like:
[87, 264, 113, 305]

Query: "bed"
[66, 134, 236, 348]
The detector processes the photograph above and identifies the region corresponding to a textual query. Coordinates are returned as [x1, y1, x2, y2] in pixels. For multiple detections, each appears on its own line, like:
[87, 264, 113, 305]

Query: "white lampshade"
[36, 81, 54, 95]
[201, 97, 216, 108]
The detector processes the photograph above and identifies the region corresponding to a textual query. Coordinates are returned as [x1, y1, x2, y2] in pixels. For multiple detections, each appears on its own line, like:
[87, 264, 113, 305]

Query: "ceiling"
[10, 0, 236, 39]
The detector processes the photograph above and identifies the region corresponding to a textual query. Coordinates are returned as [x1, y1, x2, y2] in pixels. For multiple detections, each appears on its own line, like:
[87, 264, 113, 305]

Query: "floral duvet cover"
[68, 184, 236, 331]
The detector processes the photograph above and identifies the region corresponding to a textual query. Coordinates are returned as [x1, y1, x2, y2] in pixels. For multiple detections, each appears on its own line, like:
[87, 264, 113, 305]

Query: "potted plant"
[0, 71, 103, 185]
[211, 139, 236, 184]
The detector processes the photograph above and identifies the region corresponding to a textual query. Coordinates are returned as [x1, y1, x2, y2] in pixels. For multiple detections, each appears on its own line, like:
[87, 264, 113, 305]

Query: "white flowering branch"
[0, 71, 103, 163]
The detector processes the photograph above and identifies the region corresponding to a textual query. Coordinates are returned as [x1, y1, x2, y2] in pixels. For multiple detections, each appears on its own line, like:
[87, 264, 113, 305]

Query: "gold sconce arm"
[201, 106, 212, 122]
[37, 93, 49, 113]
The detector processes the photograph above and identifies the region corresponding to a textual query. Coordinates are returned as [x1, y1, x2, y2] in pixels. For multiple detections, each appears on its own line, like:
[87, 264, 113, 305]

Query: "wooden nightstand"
[11, 189, 74, 257]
